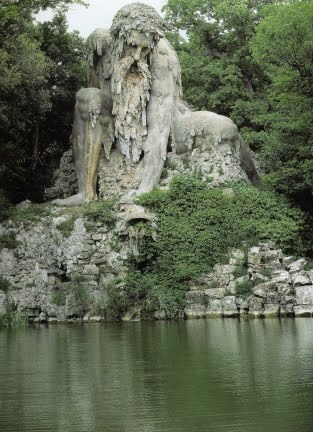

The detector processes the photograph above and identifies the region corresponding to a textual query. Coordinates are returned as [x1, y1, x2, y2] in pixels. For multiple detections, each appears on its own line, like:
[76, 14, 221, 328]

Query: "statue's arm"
[138, 41, 179, 193]
[87, 28, 111, 90]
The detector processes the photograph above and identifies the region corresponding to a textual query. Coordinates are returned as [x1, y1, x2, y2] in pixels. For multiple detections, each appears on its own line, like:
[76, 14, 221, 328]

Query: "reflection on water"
[1, 319, 313, 432]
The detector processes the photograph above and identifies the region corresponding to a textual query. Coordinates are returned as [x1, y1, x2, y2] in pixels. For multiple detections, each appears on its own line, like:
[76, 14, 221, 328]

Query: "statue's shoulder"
[157, 37, 177, 58]
[152, 38, 181, 87]
[87, 28, 112, 51]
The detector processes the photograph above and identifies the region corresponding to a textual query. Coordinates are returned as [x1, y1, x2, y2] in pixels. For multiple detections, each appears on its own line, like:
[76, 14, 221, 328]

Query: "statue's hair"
[110, 2, 171, 41]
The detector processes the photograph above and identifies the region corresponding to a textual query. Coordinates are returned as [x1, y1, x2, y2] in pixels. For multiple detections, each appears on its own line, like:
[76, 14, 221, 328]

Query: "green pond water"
[1, 319, 313, 432]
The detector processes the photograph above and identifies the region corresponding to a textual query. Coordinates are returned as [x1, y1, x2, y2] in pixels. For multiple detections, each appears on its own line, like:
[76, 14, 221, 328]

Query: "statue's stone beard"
[112, 55, 151, 165]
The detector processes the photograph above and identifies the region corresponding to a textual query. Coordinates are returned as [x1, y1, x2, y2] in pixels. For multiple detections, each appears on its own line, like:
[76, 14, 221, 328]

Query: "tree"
[250, 0, 313, 210]
[163, 0, 276, 123]
[0, 0, 86, 202]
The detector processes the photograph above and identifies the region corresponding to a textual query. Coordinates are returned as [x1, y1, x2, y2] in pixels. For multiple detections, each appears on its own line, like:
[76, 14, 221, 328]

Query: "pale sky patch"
[36, 0, 168, 37]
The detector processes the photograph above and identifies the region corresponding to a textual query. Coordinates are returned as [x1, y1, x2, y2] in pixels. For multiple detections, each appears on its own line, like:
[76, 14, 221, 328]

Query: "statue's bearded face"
[111, 30, 156, 165]
[124, 30, 155, 61]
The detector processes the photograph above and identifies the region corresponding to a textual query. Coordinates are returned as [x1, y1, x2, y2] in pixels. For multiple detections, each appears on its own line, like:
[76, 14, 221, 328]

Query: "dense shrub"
[0, 304, 28, 328]
[0, 232, 18, 249]
[52, 277, 91, 317]
[0, 276, 10, 292]
[124, 176, 308, 318]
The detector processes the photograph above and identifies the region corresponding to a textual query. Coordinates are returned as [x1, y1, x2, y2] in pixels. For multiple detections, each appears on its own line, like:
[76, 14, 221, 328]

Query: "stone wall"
[185, 243, 313, 318]
[1, 212, 313, 323]
[0, 208, 130, 323]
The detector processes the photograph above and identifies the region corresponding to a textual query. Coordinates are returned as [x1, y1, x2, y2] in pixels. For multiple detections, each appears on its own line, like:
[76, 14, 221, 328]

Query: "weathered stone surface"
[204, 288, 226, 299]
[294, 305, 313, 317]
[81, 264, 99, 276]
[185, 304, 205, 319]
[0, 249, 17, 276]
[44, 149, 78, 201]
[122, 307, 141, 321]
[205, 299, 223, 317]
[292, 272, 311, 287]
[16, 200, 32, 210]
[248, 297, 264, 317]
[153, 310, 167, 320]
[252, 281, 278, 302]
[295, 286, 313, 305]
[237, 298, 250, 314]
[277, 284, 294, 296]
[263, 303, 280, 317]
[248, 242, 283, 271]
[186, 290, 205, 304]
[280, 303, 294, 317]
[222, 296, 239, 317]
[0, 291, 6, 314]
[229, 249, 245, 265]
[288, 259, 306, 273]
[271, 270, 291, 284]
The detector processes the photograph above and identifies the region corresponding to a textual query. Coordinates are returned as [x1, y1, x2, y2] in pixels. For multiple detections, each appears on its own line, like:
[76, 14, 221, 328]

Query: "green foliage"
[233, 248, 249, 278]
[0, 203, 52, 223]
[164, 0, 276, 122]
[0, 304, 28, 329]
[165, 0, 313, 221]
[304, 262, 313, 271]
[260, 268, 272, 279]
[0, 232, 18, 249]
[0, 1, 86, 203]
[67, 281, 91, 318]
[0, 276, 10, 292]
[56, 200, 117, 237]
[124, 175, 307, 318]
[249, 1, 313, 210]
[52, 276, 91, 317]
[80, 200, 117, 226]
[56, 218, 75, 238]
[51, 288, 67, 306]
[92, 278, 128, 321]
[233, 264, 248, 279]
[235, 279, 254, 298]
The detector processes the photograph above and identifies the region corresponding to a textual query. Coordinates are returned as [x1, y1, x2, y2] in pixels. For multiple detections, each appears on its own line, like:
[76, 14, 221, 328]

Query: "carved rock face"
[124, 30, 155, 61]
[51, 3, 259, 205]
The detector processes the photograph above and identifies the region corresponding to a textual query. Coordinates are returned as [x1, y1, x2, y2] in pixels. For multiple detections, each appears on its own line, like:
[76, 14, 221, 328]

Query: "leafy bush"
[0, 305, 28, 328]
[81, 200, 116, 226]
[0, 232, 18, 249]
[235, 280, 255, 298]
[56, 218, 75, 238]
[66, 280, 91, 318]
[51, 276, 91, 317]
[0, 276, 10, 292]
[52, 288, 67, 306]
[304, 262, 313, 271]
[92, 278, 129, 321]
[124, 175, 308, 319]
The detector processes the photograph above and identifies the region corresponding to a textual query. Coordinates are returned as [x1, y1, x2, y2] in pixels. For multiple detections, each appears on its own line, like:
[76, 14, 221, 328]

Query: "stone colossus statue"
[53, 2, 258, 206]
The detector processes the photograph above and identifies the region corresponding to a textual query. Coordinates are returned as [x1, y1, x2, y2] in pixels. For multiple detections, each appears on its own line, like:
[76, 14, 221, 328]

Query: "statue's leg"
[53, 88, 112, 206]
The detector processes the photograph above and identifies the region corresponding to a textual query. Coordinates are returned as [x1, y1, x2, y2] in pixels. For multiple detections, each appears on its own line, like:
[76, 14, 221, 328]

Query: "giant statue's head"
[109, 3, 171, 165]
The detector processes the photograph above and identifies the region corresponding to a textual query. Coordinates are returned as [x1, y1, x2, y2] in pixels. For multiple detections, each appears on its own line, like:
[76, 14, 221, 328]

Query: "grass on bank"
[0, 305, 28, 329]
[56, 199, 116, 237]
[0, 192, 116, 238]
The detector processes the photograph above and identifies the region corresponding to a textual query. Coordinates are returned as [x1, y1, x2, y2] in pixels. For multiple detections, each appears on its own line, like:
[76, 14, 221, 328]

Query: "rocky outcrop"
[44, 150, 78, 201]
[185, 242, 313, 319]
[0, 206, 131, 323]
